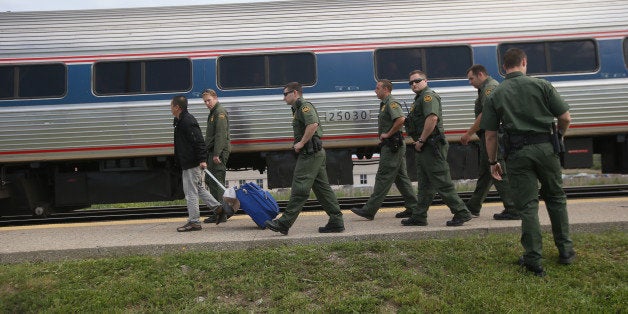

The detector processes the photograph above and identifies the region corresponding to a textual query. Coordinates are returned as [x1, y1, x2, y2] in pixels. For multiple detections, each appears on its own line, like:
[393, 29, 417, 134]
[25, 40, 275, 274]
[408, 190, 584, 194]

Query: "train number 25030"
[327, 110, 369, 121]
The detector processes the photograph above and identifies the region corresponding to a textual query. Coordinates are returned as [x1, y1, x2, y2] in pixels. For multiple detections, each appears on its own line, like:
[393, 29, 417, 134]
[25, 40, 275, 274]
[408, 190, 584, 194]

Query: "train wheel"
[33, 203, 50, 217]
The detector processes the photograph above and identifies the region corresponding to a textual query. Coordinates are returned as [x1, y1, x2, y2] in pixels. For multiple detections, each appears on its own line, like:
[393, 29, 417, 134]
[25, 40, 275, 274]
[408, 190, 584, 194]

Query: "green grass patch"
[1, 231, 626, 312]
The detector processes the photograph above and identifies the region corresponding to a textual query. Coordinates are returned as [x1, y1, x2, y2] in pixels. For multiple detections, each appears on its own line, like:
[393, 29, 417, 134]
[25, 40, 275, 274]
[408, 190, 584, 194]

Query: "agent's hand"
[413, 141, 424, 152]
[200, 161, 208, 169]
[490, 162, 503, 181]
[212, 156, 221, 164]
[293, 141, 304, 153]
[460, 133, 471, 145]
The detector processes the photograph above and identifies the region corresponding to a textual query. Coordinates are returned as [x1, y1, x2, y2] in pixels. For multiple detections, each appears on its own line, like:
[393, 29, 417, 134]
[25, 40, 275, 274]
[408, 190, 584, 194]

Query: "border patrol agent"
[265, 82, 344, 235]
[481, 48, 575, 277]
[351, 79, 418, 220]
[461, 64, 518, 220]
[403, 70, 473, 227]
[201, 89, 232, 224]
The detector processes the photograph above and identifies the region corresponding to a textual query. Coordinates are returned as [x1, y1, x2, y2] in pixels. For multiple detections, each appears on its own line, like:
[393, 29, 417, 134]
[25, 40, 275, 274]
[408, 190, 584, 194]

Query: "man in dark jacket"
[171, 95, 223, 232]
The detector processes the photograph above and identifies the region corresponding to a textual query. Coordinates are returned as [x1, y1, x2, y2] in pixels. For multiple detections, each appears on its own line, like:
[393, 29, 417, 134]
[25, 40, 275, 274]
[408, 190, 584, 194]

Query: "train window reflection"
[0, 64, 66, 99]
[218, 52, 316, 89]
[375, 46, 472, 81]
[94, 58, 191, 95]
[498, 39, 598, 75]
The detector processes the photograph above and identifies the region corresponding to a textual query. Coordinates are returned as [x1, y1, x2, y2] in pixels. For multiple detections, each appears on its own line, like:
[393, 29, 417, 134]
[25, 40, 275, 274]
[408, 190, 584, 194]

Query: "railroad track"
[1, 184, 627, 227]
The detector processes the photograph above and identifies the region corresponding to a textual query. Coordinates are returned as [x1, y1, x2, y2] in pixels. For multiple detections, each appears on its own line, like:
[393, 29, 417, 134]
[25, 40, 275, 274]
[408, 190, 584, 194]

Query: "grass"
[1, 230, 626, 312]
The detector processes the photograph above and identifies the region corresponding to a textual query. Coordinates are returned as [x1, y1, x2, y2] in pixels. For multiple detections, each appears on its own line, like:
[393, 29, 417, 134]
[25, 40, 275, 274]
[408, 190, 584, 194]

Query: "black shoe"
[518, 256, 546, 277]
[318, 224, 345, 233]
[446, 215, 471, 226]
[559, 250, 576, 265]
[177, 222, 202, 232]
[265, 219, 289, 235]
[350, 207, 374, 220]
[203, 213, 227, 224]
[401, 218, 428, 226]
[493, 211, 520, 220]
[214, 205, 226, 225]
[395, 210, 412, 218]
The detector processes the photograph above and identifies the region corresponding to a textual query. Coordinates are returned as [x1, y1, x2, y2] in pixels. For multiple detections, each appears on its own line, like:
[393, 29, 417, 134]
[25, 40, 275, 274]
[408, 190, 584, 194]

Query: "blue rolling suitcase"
[203, 169, 279, 229]
[235, 182, 280, 229]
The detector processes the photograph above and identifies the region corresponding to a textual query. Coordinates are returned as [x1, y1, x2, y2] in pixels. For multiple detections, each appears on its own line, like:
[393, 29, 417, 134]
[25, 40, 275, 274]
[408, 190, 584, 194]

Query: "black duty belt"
[524, 133, 551, 145]
[511, 133, 551, 146]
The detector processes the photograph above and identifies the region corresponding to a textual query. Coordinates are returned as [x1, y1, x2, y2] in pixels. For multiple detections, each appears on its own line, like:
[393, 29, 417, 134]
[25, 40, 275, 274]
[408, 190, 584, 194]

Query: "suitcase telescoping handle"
[203, 168, 226, 192]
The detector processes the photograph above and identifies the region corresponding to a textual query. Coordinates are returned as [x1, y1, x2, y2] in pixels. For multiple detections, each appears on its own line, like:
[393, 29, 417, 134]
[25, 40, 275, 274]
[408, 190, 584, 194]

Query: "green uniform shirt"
[205, 102, 231, 157]
[407, 87, 445, 141]
[292, 97, 323, 141]
[475, 76, 499, 119]
[378, 94, 404, 135]
[481, 72, 569, 134]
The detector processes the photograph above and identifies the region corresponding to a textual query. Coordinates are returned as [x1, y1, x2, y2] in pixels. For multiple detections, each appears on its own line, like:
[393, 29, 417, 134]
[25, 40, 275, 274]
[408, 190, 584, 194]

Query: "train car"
[1, 0, 627, 215]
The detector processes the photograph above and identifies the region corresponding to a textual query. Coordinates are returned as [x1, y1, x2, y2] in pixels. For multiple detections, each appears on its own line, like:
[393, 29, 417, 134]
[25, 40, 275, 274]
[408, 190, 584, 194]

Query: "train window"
[0, 67, 13, 99]
[145, 59, 192, 92]
[217, 52, 316, 89]
[0, 64, 66, 99]
[498, 39, 598, 75]
[94, 58, 191, 95]
[624, 37, 628, 68]
[375, 46, 472, 81]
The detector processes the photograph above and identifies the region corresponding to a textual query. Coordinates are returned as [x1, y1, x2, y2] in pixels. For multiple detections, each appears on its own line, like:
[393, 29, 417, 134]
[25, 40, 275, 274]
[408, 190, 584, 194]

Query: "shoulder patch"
[210, 116, 214, 123]
[423, 95, 432, 102]
[302, 106, 310, 113]
[381, 106, 385, 112]
[218, 113, 226, 119]
[390, 102, 399, 109]
[485, 89, 493, 96]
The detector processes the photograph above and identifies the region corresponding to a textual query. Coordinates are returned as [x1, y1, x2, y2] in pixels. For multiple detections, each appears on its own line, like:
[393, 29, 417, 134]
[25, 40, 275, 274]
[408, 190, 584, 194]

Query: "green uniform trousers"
[411, 142, 471, 222]
[205, 152, 229, 202]
[466, 134, 516, 215]
[363, 144, 417, 216]
[508, 142, 572, 267]
[277, 148, 344, 229]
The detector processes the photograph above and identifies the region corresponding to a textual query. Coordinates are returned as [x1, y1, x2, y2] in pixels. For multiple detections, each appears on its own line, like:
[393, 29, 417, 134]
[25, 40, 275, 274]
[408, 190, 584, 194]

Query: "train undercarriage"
[1, 134, 626, 216]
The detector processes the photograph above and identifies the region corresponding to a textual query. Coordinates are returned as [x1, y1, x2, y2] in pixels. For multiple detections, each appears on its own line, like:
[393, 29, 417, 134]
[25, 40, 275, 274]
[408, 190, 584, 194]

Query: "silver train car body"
[1, 0, 627, 213]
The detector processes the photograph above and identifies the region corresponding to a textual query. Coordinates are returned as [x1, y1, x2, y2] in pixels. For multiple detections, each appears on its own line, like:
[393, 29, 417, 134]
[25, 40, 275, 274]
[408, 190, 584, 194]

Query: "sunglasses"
[408, 78, 424, 86]
[283, 90, 294, 96]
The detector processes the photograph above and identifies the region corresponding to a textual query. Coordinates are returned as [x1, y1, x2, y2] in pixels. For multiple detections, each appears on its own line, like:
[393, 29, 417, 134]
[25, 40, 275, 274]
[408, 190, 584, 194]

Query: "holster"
[550, 122, 565, 166]
[550, 123, 565, 155]
[499, 131, 511, 160]
[381, 131, 403, 153]
[427, 134, 446, 159]
[302, 136, 323, 154]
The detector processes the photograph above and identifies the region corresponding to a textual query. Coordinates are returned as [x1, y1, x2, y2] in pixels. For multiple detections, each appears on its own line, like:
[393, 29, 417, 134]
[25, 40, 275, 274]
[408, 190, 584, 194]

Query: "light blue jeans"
[182, 167, 220, 223]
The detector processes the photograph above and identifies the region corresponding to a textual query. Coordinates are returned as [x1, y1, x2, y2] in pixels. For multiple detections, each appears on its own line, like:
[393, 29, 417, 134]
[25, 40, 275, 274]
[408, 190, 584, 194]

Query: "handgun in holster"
[427, 133, 446, 160]
[550, 122, 565, 166]
[302, 136, 323, 154]
[383, 131, 404, 153]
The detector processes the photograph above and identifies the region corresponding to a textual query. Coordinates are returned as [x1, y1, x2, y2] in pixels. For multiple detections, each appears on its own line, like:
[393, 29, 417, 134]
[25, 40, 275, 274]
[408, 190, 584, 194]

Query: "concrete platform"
[1, 197, 626, 264]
